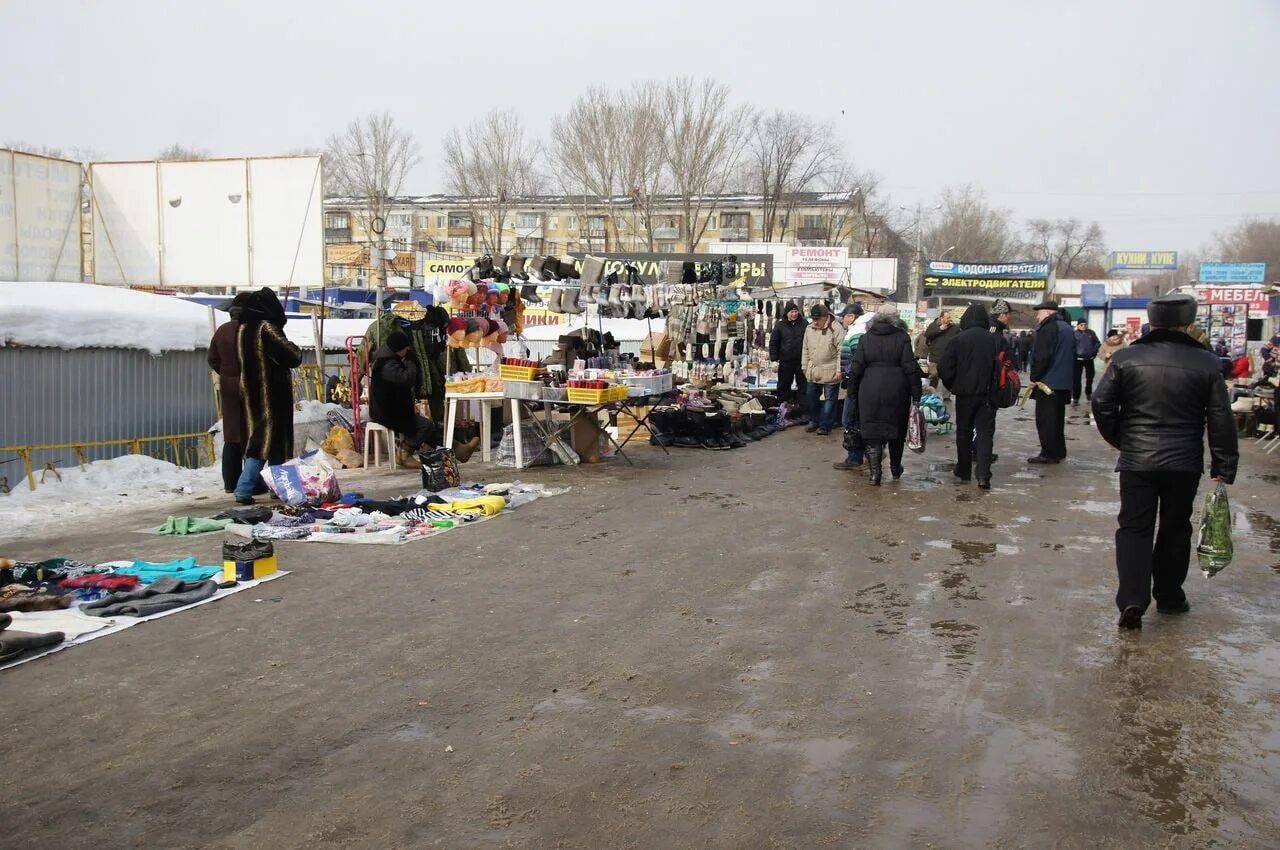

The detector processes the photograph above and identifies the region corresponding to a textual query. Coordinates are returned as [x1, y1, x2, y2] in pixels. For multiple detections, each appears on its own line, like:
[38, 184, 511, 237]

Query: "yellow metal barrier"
[0, 432, 216, 493]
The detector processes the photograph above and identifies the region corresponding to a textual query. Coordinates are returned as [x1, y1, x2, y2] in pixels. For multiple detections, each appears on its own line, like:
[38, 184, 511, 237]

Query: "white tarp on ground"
[0, 150, 83, 282]
[91, 156, 323, 288]
[0, 281, 213, 353]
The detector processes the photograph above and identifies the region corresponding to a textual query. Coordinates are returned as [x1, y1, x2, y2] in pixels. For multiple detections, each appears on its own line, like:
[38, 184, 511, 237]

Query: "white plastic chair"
[362, 422, 396, 470]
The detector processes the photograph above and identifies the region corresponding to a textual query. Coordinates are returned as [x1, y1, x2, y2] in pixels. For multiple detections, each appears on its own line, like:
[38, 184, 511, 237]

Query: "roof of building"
[324, 190, 859, 209]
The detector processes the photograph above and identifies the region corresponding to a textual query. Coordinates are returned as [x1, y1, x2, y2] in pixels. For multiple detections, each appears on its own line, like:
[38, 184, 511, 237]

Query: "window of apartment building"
[587, 215, 605, 233]
[567, 216, 578, 231]
[416, 214, 430, 228]
[437, 216, 445, 228]
[518, 237, 542, 254]
[325, 213, 347, 230]
[707, 216, 717, 230]
[448, 213, 472, 229]
[754, 214, 764, 230]
[548, 216, 559, 230]
[517, 212, 542, 230]
[658, 242, 677, 254]
[445, 236, 474, 253]
[544, 241, 558, 255]
[722, 213, 749, 228]
[390, 214, 414, 229]
[801, 214, 827, 230]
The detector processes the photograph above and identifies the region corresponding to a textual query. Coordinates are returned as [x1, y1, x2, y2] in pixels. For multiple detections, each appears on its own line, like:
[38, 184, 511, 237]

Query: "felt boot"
[547, 287, 565, 314]
[562, 286, 585, 315]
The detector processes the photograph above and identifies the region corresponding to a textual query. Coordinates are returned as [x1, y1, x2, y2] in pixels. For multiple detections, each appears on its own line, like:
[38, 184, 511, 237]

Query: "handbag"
[419, 448, 461, 491]
[907, 406, 927, 453]
[842, 427, 864, 453]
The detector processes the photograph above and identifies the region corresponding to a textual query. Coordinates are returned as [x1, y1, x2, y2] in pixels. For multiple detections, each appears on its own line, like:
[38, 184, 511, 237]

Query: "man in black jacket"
[769, 302, 808, 407]
[1072, 320, 1102, 406]
[1091, 293, 1238, 630]
[370, 331, 479, 463]
[940, 304, 1000, 488]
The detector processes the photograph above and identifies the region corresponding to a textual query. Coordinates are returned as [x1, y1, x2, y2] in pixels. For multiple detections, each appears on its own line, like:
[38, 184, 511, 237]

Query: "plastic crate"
[622, 372, 674, 396]
[504, 380, 543, 401]
[566, 385, 628, 404]
[499, 364, 540, 381]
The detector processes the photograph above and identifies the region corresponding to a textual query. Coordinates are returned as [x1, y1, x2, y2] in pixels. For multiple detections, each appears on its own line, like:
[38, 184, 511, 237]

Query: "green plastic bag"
[1196, 481, 1233, 578]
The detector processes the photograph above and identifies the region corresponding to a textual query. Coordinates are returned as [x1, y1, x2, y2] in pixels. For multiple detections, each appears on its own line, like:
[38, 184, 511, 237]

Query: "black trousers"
[1034, 388, 1069, 459]
[221, 441, 243, 492]
[1073, 358, 1096, 403]
[867, 439, 905, 471]
[1116, 470, 1201, 612]
[955, 396, 996, 480]
[777, 360, 807, 406]
[402, 415, 443, 454]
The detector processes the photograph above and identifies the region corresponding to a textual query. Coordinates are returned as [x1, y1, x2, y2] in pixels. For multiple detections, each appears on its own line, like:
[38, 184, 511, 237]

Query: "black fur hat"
[1147, 293, 1197, 328]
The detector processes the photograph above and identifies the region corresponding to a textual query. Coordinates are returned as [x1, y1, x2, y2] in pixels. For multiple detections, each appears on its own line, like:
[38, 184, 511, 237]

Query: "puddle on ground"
[937, 568, 983, 601]
[963, 514, 996, 529]
[843, 582, 910, 635]
[1012, 471, 1042, 480]
[1246, 511, 1280, 553]
[1070, 500, 1121, 515]
[930, 619, 979, 670]
[1014, 515, 1032, 524]
[928, 539, 998, 565]
[1251, 471, 1280, 485]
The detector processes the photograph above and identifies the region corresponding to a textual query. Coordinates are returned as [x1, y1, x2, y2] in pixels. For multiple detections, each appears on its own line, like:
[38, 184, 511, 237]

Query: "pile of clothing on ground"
[645, 388, 805, 451]
[0, 556, 224, 665]
[215, 481, 566, 545]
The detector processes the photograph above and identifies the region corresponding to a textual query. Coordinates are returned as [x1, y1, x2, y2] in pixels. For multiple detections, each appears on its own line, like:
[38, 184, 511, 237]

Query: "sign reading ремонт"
[1108, 251, 1178, 271]
[1199, 262, 1267, 284]
[923, 261, 1050, 299]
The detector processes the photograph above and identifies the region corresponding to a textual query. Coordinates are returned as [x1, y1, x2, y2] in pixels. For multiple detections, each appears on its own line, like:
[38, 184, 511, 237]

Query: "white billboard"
[91, 155, 323, 288]
[0, 150, 83, 281]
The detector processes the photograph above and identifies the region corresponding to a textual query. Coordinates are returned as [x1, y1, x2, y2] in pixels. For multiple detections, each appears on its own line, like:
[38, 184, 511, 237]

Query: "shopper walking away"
[1016, 331, 1033, 373]
[834, 304, 871, 470]
[1072, 320, 1102, 405]
[923, 311, 960, 412]
[802, 304, 842, 435]
[769, 302, 808, 409]
[1028, 300, 1074, 464]
[370, 331, 480, 463]
[233, 288, 303, 504]
[940, 304, 1000, 489]
[1091, 293, 1238, 630]
[208, 292, 252, 493]
[850, 303, 922, 485]
[1098, 329, 1126, 373]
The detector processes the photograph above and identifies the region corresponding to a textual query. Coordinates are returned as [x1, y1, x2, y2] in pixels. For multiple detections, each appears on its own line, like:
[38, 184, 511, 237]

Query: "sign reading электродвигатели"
[922, 261, 1049, 299]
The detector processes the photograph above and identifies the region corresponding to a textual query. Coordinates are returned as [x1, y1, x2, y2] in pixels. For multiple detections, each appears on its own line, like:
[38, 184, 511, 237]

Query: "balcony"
[585, 228, 608, 239]
[652, 226, 680, 240]
[325, 228, 352, 244]
[448, 225, 474, 238]
[720, 227, 749, 241]
[796, 227, 827, 241]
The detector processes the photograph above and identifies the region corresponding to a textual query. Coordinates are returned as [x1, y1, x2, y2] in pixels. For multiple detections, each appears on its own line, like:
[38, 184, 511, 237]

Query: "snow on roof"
[0, 281, 214, 354]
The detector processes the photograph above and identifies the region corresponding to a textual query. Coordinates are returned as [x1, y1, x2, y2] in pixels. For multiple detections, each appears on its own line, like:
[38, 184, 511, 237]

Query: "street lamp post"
[899, 202, 942, 307]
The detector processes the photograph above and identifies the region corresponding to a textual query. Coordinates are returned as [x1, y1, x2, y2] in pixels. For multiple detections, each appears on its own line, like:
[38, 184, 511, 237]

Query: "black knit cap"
[1147, 293, 1197, 328]
[386, 331, 412, 352]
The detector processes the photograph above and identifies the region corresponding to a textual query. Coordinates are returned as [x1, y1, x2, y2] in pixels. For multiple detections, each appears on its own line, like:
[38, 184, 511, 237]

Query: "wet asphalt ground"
[3, 402, 1279, 848]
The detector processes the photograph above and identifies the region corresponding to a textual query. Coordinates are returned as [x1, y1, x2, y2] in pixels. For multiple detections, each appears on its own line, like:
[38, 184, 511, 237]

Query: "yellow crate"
[223, 553, 278, 582]
[499, 364, 540, 381]
[566, 385, 627, 404]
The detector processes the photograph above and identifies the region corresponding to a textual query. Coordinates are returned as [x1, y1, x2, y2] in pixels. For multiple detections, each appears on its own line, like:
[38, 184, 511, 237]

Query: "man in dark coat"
[940, 304, 1000, 488]
[369, 331, 479, 462]
[922, 311, 960, 410]
[1016, 331, 1033, 372]
[1072, 320, 1102, 406]
[208, 292, 251, 492]
[850, 303, 922, 485]
[1028, 300, 1074, 464]
[769, 302, 808, 407]
[233, 288, 303, 504]
[1091, 293, 1238, 630]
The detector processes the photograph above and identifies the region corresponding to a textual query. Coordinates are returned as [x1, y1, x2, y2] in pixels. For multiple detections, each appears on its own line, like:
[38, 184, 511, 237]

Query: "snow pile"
[0, 281, 214, 354]
[284, 318, 370, 351]
[1, 454, 221, 536]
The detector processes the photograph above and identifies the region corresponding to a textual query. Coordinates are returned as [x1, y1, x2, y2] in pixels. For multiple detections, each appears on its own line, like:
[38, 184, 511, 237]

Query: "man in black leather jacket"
[1091, 293, 1238, 630]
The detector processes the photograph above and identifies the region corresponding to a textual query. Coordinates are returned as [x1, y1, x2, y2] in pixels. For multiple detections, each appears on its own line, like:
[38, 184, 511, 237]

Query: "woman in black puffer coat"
[849, 303, 922, 484]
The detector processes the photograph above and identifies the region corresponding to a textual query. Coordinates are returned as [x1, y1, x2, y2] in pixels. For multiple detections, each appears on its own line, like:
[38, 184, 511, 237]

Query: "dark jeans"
[1116, 470, 1201, 612]
[1073, 358, 1096, 403]
[807, 382, 840, 431]
[955, 396, 996, 481]
[1034, 388, 1069, 459]
[842, 394, 864, 464]
[777, 360, 807, 407]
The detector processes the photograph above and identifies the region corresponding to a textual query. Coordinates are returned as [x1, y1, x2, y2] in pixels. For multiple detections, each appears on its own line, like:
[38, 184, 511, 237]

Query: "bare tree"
[1216, 219, 1280, 285]
[750, 111, 839, 241]
[441, 109, 541, 255]
[819, 164, 891, 256]
[658, 77, 753, 250]
[1024, 217, 1107, 278]
[550, 84, 666, 251]
[156, 144, 210, 161]
[5, 140, 65, 158]
[924, 185, 1017, 262]
[325, 112, 420, 242]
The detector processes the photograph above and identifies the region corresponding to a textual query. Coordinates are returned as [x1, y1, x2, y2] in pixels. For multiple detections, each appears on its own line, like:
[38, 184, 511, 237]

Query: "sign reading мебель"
[922, 261, 1050, 299]
[786, 246, 848, 283]
[1195, 286, 1269, 319]
[1199, 262, 1267, 284]
[1108, 251, 1178, 271]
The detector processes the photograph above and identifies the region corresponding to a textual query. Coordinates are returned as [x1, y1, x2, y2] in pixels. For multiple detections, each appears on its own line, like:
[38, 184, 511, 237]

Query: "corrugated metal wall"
[0, 348, 217, 471]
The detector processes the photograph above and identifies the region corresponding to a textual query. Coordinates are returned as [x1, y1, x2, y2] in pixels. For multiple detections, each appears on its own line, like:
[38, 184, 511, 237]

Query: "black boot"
[867, 444, 884, 486]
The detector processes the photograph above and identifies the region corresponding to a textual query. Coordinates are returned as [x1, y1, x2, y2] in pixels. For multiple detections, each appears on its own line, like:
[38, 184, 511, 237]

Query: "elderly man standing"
[1027, 300, 1075, 464]
[1092, 293, 1238, 630]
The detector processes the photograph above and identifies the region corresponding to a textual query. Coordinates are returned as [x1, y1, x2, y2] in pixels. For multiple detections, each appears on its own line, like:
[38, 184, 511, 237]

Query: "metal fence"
[0, 347, 218, 477]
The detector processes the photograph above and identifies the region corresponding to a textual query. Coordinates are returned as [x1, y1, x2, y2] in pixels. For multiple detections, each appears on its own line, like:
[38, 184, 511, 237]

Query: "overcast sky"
[4, 0, 1277, 255]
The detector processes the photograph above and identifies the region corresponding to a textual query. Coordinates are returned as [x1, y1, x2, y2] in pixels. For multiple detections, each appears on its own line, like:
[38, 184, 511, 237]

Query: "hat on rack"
[392, 300, 427, 322]
[1147, 293, 1198, 328]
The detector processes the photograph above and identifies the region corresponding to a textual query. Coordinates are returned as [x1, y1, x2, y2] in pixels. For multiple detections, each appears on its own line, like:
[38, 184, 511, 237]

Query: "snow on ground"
[0, 281, 215, 354]
[1, 454, 222, 536]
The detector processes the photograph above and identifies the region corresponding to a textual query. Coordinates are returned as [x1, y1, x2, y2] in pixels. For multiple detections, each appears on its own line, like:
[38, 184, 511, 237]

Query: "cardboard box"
[223, 553, 279, 582]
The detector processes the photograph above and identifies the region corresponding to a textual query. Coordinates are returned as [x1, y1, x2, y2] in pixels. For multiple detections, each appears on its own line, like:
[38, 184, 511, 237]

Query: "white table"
[443, 391, 505, 463]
